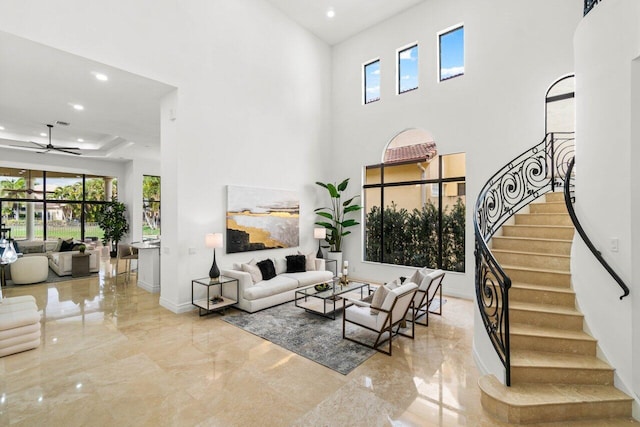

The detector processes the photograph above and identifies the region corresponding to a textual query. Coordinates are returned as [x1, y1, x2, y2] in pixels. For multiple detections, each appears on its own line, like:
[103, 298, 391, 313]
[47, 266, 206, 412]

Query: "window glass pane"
[381, 185, 439, 268]
[47, 172, 83, 201]
[382, 163, 424, 184]
[143, 175, 161, 240]
[442, 152, 466, 178]
[1, 202, 44, 240]
[48, 203, 82, 240]
[365, 166, 381, 185]
[399, 44, 418, 93]
[0, 168, 44, 200]
[439, 26, 464, 81]
[442, 192, 465, 272]
[364, 188, 381, 262]
[364, 60, 380, 104]
[84, 204, 104, 242]
[85, 176, 106, 201]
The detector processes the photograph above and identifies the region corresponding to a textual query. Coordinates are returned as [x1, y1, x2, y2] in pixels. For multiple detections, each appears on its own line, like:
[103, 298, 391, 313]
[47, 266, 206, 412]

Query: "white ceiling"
[0, 31, 175, 162]
[265, 0, 426, 45]
[0, 2, 424, 162]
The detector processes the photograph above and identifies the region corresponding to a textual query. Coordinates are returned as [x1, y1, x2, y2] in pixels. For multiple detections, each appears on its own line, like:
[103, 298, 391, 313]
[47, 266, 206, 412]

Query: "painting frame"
[226, 185, 299, 254]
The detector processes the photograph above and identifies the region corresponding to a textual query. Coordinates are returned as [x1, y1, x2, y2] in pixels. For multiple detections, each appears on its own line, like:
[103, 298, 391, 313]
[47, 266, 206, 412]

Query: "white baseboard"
[137, 280, 160, 293]
[159, 297, 195, 314]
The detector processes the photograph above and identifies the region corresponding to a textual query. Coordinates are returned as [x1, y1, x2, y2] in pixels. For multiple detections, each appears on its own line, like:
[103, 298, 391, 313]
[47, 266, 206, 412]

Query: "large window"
[364, 132, 465, 272]
[439, 25, 464, 81]
[398, 44, 419, 94]
[0, 167, 117, 242]
[364, 59, 381, 104]
[142, 175, 160, 240]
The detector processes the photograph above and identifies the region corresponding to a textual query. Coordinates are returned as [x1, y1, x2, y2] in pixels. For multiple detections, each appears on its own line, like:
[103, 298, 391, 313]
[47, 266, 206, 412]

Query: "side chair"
[342, 282, 418, 356]
[411, 269, 445, 326]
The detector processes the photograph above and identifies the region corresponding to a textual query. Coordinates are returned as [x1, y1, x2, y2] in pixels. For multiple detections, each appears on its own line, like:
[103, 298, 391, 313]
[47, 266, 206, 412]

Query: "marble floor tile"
[0, 261, 635, 426]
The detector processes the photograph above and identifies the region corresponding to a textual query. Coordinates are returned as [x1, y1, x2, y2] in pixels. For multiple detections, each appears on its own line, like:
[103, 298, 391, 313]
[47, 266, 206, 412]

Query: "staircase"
[478, 192, 637, 424]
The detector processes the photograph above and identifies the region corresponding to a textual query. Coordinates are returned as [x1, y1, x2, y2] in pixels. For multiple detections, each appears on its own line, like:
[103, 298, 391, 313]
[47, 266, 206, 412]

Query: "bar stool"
[116, 244, 138, 283]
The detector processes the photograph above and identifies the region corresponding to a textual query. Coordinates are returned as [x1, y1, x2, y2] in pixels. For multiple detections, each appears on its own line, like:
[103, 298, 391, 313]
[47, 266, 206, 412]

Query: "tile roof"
[384, 142, 437, 164]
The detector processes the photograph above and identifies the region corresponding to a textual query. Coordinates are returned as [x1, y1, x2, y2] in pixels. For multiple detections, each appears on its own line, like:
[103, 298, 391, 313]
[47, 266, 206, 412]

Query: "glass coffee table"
[295, 278, 370, 319]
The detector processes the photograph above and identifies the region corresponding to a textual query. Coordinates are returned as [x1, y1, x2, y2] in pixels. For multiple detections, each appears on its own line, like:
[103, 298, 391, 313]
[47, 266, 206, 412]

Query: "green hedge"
[365, 198, 465, 272]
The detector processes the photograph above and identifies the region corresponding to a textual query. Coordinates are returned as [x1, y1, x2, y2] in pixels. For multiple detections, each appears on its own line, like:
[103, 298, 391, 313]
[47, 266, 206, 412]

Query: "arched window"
[363, 129, 466, 271]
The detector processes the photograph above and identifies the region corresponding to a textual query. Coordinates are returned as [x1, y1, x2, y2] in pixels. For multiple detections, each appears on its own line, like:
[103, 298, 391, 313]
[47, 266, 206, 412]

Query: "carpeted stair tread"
[493, 248, 571, 258]
[493, 235, 573, 243]
[510, 301, 582, 317]
[504, 224, 574, 230]
[501, 264, 571, 275]
[511, 349, 612, 371]
[510, 323, 596, 342]
[479, 375, 632, 407]
[511, 282, 575, 295]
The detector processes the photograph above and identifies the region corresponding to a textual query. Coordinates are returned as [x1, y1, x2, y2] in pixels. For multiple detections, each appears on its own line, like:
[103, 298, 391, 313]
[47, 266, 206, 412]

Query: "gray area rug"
[223, 298, 446, 375]
[5, 267, 98, 287]
[223, 301, 377, 375]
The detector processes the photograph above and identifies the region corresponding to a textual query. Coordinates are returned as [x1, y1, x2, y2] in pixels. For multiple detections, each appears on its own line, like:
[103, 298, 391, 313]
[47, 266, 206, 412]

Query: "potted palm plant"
[97, 199, 129, 258]
[315, 178, 362, 266]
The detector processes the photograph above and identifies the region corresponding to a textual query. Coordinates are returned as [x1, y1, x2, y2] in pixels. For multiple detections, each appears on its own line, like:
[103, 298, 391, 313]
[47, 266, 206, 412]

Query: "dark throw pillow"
[257, 259, 277, 281]
[60, 239, 75, 252]
[285, 255, 306, 273]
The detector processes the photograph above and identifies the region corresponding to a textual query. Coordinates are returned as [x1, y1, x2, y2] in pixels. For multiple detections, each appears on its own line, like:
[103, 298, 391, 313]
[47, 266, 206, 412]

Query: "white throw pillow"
[298, 251, 316, 271]
[241, 259, 262, 284]
[408, 268, 427, 289]
[274, 258, 287, 275]
[370, 285, 389, 315]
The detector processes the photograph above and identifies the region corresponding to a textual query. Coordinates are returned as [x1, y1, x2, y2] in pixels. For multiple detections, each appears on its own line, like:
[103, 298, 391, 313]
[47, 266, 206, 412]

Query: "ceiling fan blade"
[53, 148, 81, 155]
[9, 144, 45, 150]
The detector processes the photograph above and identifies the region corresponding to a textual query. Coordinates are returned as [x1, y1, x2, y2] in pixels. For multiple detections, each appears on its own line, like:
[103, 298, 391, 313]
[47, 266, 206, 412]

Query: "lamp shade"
[314, 228, 326, 239]
[205, 233, 223, 249]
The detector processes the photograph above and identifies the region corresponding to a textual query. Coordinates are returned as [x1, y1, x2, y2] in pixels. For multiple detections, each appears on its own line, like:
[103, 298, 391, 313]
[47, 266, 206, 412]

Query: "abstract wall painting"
[226, 185, 299, 253]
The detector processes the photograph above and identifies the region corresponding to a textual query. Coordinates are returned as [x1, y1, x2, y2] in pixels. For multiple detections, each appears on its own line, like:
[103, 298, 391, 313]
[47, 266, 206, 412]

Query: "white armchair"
[342, 282, 418, 356]
[410, 269, 445, 326]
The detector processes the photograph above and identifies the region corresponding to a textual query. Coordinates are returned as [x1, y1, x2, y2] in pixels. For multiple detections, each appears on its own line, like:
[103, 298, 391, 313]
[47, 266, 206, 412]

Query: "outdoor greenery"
[365, 198, 465, 272]
[142, 175, 160, 237]
[315, 178, 363, 252]
[97, 200, 129, 253]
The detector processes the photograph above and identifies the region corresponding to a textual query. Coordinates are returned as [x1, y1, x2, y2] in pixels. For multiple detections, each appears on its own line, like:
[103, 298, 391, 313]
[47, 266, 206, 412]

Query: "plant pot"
[327, 251, 343, 275]
[110, 250, 118, 258]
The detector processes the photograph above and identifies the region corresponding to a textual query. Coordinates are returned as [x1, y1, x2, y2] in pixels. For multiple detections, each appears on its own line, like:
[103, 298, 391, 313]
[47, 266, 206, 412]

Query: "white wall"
[0, 0, 332, 312]
[574, 0, 640, 411]
[330, 0, 581, 381]
[633, 57, 640, 408]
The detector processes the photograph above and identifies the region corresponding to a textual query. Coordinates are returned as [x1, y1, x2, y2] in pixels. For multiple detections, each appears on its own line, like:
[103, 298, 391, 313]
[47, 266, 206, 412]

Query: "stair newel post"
[549, 133, 556, 191]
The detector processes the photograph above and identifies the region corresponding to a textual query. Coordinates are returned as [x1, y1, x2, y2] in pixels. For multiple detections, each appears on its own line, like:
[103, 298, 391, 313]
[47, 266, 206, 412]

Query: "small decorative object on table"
[340, 260, 349, 285]
[314, 282, 331, 292]
[78, 244, 86, 254]
[205, 233, 223, 281]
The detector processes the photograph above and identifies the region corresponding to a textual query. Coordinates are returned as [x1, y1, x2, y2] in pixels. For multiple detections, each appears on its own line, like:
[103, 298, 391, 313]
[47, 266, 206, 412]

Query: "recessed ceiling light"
[95, 73, 108, 81]
[77, 138, 84, 142]
[40, 132, 47, 137]
[73, 104, 84, 111]
[327, 8, 335, 18]
[0, 126, 4, 130]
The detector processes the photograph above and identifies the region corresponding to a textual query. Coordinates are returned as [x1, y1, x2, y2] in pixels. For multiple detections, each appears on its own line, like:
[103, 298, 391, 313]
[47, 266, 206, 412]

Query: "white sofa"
[48, 249, 101, 276]
[222, 257, 333, 313]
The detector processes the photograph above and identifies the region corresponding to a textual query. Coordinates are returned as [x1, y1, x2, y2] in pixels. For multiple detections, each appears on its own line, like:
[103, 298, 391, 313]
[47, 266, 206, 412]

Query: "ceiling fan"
[12, 124, 81, 155]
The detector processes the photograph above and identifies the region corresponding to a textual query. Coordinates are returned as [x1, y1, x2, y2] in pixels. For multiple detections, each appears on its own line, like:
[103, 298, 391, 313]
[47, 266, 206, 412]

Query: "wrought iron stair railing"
[584, 0, 603, 16]
[474, 132, 575, 386]
[563, 158, 630, 299]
